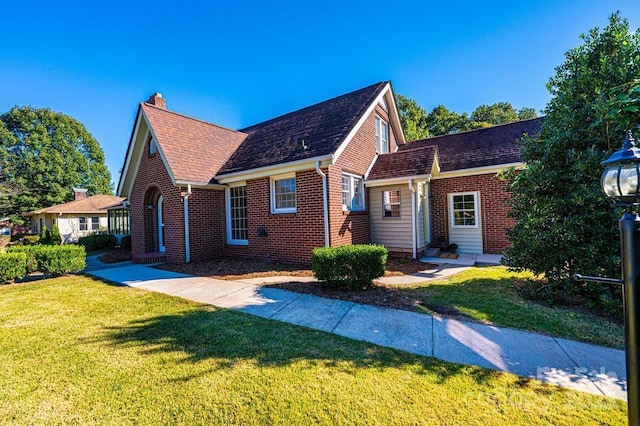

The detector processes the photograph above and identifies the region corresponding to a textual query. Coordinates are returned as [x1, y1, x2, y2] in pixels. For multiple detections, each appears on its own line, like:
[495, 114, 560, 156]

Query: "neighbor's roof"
[400, 117, 544, 172]
[24, 194, 125, 216]
[141, 103, 247, 184]
[367, 146, 438, 181]
[218, 81, 389, 175]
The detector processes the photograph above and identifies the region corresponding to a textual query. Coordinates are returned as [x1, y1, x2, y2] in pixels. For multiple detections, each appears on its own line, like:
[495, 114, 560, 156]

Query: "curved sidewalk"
[85, 263, 627, 401]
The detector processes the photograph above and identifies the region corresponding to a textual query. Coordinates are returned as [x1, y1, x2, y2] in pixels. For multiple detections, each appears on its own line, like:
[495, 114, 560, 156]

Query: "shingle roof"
[218, 82, 389, 175]
[367, 146, 437, 181]
[24, 194, 125, 216]
[141, 103, 247, 184]
[400, 117, 544, 172]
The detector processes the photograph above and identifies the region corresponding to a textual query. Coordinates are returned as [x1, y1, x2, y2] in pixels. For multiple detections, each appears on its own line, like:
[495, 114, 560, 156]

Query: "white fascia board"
[174, 180, 227, 190]
[116, 108, 143, 196]
[140, 109, 177, 187]
[432, 162, 525, 180]
[365, 174, 432, 187]
[215, 155, 333, 184]
[363, 154, 379, 180]
[385, 82, 407, 146]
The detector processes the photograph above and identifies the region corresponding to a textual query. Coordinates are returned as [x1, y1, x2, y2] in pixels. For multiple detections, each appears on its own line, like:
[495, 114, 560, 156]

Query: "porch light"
[601, 131, 640, 206]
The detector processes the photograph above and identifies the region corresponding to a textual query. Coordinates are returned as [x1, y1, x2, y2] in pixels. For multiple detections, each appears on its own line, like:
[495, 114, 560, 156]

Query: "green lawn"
[0, 276, 627, 425]
[401, 266, 624, 349]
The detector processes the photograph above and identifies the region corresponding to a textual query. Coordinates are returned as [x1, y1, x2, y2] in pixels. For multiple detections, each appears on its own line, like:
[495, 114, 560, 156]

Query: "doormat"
[438, 253, 459, 259]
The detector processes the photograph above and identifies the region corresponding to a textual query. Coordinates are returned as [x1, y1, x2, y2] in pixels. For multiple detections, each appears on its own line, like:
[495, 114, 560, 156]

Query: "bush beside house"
[312, 244, 388, 290]
[5, 245, 86, 278]
[78, 234, 117, 252]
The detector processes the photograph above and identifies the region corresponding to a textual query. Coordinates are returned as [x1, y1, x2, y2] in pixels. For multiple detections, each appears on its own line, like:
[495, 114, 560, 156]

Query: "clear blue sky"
[1, 1, 639, 191]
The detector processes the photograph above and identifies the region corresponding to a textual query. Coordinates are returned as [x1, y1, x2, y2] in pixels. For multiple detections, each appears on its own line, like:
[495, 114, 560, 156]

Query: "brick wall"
[187, 188, 226, 262]
[429, 173, 514, 254]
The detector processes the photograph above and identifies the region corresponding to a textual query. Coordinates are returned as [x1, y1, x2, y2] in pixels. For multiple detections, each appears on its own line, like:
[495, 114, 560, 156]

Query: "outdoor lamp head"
[601, 130, 640, 206]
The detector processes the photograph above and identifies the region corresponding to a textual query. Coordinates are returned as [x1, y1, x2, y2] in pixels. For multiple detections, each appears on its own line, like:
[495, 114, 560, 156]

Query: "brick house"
[117, 82, 542, 264]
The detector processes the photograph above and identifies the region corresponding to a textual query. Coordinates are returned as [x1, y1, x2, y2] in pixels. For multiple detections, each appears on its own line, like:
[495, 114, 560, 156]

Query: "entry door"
[158, 195, 165, 252]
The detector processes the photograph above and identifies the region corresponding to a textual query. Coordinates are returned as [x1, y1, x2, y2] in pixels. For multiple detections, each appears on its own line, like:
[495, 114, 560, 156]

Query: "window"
[450, 192, 479, 227]
[342, 173, 365, 211]
[227, 185, 248, 244]
[0, 227, 10, 236]
[382, 190, 401, 218]
[91, 217, 100, 231]
[149, 134, 157, 155]
[375, 116, 389, 154]
[79, 217, 87, 231]
[108, 208, 130, 235]
[271, 175, 296, 213]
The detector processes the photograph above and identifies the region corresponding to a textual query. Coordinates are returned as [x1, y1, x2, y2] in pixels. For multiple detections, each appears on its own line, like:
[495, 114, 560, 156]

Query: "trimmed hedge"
[0, 252, 27, 283]
[78, 234, 117, 252]
[312, 244, 388, 290]
[8, 245, 86, 276]
[23, 235, 40, 245]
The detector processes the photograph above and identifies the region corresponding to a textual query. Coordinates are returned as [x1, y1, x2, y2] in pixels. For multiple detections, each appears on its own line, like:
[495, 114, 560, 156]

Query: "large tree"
[502, 13, 640, 303]
[0, 107, 112, 220]
[394, 94, 429, 141]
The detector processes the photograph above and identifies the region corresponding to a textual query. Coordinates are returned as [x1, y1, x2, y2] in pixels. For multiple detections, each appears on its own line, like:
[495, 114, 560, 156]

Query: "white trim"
[449, 191, 480, 229]
[433, 162, 525, 180]
[409, 179, 417, 259]
[315, 161, 330, 247]
[381, 189, 401, 219]
[270, 173, 297, 214]
[158, 195, 165, 252]
[425, 182, 431, 246]
[141, 109, 177, 186]
[116, 108, 143, 196]
[175, 180, 227, 189]
[216, 155, 333, 184]
[183, 185, 192, 263]
[225, 185, 249, 246]
[375, 115, 389, 154]
[365, 174, 432, 187]
[341, 172, 365, 211]
[363, 153, 379, 180]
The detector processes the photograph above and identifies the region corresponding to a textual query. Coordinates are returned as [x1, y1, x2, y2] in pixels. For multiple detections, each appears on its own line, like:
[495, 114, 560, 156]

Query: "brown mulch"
[98, 250, 132, 264]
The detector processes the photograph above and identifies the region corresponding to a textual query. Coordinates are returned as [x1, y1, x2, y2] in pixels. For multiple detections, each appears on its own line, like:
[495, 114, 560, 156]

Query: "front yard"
[0, 276, 627, 425]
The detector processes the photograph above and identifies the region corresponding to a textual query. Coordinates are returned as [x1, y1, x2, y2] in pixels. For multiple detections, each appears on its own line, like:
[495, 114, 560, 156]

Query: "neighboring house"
[117, 82, 542, 264]
[0, 217, 27, 237]
[24, 188, 125, 243]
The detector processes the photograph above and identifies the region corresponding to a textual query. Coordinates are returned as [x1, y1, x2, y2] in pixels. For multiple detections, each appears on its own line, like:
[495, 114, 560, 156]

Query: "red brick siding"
[429, 173, 514, 254]
[226, 169, 325, 264]
[129, 138, 186, 263]
[188, 188, 226, 262]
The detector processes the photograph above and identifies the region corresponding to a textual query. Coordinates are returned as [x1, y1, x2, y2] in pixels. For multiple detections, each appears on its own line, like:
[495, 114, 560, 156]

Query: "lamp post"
[580, 130, 640, 425]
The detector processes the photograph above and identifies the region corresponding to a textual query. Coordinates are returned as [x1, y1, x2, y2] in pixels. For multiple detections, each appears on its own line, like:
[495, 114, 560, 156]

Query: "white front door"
[158, 195, 165, 252]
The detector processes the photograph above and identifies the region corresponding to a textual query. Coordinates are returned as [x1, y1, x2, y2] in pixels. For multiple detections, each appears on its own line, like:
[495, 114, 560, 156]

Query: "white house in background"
[23, 188, 125, 243]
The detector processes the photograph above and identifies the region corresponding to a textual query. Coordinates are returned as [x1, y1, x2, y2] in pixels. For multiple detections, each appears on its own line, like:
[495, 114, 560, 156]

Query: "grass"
[0, 275, 627, 425]
[401, 266, 624, 349]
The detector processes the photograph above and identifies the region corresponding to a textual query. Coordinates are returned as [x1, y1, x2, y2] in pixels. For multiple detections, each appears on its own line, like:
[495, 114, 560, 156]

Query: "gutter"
[315, 161, 330, 247]
[409, 179, 417, 259]
[183, 184, 192, 263]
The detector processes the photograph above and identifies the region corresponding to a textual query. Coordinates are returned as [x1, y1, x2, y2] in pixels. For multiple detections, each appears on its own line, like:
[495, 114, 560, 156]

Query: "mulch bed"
[97, 250, 132, 264]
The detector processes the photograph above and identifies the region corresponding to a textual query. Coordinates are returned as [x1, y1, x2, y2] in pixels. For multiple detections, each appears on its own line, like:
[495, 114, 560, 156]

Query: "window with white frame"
[450, 192, 479, 227]
[91, 217, 100, 230]
[79, 217, 87, 231]
[382, 190, 401, 218]
[227, 185, 248, 243]
[271, 175, 296, 213]
[375, 116, 389, 154]
[342, 173, 365, 211]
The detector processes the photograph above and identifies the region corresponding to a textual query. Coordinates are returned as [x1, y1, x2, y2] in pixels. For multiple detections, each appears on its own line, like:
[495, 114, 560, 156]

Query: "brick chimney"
[146, 93, 166, 109]
[72, 187, 87, 201]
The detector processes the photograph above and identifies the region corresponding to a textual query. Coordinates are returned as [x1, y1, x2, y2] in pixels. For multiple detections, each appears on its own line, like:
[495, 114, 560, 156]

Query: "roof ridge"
[239, 81, 388, 133]
[142, 102, 247, 135]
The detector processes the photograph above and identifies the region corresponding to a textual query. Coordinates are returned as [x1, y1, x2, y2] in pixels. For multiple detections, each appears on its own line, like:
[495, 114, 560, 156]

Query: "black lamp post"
[578, 130, 640, 425]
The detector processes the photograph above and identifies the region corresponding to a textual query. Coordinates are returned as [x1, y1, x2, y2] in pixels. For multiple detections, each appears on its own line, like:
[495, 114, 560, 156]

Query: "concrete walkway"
[85, 263, 627, 401]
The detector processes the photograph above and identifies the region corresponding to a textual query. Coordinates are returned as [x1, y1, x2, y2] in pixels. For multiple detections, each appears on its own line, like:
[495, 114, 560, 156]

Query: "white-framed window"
[0, 227, 10, 236]
[375, 116, 389, 154]
[91, 217, 100, 230]
[79, 217, 87, 231]
[342, 173, 365, 211]
[449, 192, 479, 228]
[271, 174, 296, 213]
[382, 190, 401, 218]
[149, 134, 157, 155]
[226, 185, 248, 245]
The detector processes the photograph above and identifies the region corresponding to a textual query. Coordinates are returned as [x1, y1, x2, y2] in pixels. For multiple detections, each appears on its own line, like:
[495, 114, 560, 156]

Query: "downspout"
[409, 179, 417, 259]
[316, 161, 330, 247]
[183, 184, 192, 263]
[425, 181, 431, 247]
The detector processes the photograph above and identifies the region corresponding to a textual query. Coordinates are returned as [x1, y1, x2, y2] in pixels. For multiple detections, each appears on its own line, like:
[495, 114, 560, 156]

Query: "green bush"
[7, 246, 38, 273]
[23, 235, 40, 245]
[0, 252, 27, 283]
[121, 235, 131, 251]
[312, 244, 388, 290]
[78, 234, 117, 252]
[50, 225, 61, 245]
[40, 225, 51, 244]
[8, 245, 86, 275]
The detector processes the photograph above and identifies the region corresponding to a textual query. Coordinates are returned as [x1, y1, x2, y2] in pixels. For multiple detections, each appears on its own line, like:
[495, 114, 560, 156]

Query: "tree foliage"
[394, 94, 429, 141]
[0, 107, 112, 220]
[502, 13, 640, 305]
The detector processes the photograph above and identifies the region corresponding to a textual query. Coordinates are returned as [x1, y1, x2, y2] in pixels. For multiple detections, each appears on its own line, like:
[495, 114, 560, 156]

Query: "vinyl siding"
[370, 185, 413, 250]
[448, 192, 483, 254]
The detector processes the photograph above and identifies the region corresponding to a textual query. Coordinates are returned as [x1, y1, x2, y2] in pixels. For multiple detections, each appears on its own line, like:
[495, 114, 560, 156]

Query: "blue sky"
[1, 1, 639, 191]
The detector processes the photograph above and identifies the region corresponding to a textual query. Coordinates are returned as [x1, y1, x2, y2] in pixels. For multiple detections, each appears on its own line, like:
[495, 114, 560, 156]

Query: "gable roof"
[367, 146, 438, 182]
[401, 117, 544, 172]
[217, 82, 390, 175]
[141, 103, 247, 184]
[24, 194, 125, 216]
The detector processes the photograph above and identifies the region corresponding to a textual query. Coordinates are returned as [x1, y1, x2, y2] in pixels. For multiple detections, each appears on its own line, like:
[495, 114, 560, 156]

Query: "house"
[0, 217, 27, 237]
[24, 188, 125, 243]
[117, 82, 542, 264]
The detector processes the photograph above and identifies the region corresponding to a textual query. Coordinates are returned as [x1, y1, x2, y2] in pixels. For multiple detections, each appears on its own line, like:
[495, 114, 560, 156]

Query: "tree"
[517, 107, 538, 120]
[0, 107, 112, 220]
[395, 94, 429, 141]
[502, 13, 640, 305]
[425, 105, 471, 135]
[471, 102, 519, 125]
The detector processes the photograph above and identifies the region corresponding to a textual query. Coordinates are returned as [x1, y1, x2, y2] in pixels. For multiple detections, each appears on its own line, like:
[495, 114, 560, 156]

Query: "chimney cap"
[72, 187, 87, 193]
[146, 93, 167, 109]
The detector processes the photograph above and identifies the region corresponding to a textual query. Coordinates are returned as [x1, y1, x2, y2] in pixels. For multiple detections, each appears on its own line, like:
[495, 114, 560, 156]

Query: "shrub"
[33, 245, 86, 276]
[23, 235, 40, 245]
[312, 244, 387, 290]
[11, 233, 25, 242]
[40, 225, 51, 244]
[0, 252, 27, 283]
[78, 234, 117, 252]
[7, 246, 38, 273]
[121, 235, 132, 251]
[50, 225, 61, 245]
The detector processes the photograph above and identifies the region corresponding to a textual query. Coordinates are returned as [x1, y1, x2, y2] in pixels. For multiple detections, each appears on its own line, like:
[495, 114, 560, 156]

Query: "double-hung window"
[271, 174, 296, 213]
[227, 185, 248, 244]
[79, 217, 87, 231]
[375, 116, 389, 154]
[342, 173, 365, 211]
[91, 217, 100, 231]
[450, 192, 479, 227]
[382, 190, 401, 218]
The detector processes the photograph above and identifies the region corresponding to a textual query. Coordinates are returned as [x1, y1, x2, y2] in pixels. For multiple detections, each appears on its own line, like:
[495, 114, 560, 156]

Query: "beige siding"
[370, 185, 413, 250]
[417, 183, 425, 250]
[448, 192, 483, 254]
